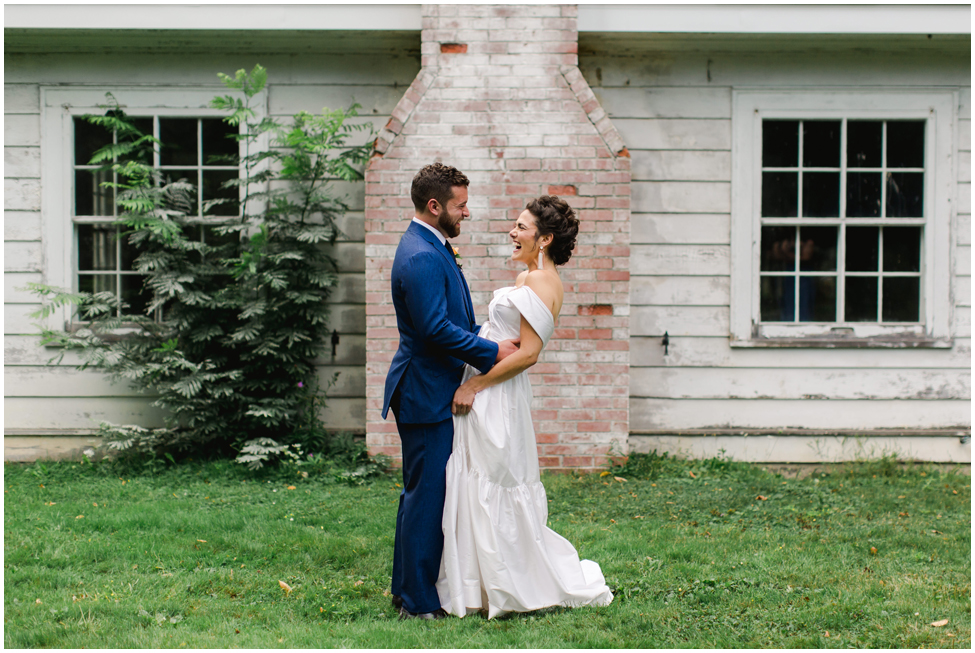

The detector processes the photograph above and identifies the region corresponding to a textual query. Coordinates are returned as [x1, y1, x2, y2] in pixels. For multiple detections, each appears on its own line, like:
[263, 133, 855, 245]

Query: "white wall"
[3, 48, 419, 453]
[580, 41, 971, 457]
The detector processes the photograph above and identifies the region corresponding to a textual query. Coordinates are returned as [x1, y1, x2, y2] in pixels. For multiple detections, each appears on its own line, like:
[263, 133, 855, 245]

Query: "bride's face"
[509, 210, 541, 265]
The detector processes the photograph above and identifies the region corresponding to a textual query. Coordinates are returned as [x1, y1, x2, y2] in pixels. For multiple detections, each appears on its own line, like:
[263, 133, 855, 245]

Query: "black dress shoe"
[398, 606, 448, 620]
[391, 595, 403, 610]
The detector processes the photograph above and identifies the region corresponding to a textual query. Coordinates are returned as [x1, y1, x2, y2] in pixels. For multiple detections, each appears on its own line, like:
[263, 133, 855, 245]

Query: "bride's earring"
[538, 245, 544, 269]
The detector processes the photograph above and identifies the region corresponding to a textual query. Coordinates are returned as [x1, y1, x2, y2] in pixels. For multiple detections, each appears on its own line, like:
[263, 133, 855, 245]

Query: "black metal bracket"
[662, 331, 669, 356]
[331, 329, 340, 357]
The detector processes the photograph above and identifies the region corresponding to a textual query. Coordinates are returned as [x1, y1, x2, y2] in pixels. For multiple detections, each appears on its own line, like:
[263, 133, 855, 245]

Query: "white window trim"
[40, 86, 267, 330]
[730, 88, 956, 348]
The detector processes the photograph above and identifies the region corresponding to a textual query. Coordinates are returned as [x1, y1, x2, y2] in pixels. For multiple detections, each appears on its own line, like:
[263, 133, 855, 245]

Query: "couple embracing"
[382, 163, 614, 620]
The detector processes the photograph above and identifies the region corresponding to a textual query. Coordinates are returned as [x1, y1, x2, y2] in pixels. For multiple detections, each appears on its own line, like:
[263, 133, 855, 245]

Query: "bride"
[436, 195, 614, 619]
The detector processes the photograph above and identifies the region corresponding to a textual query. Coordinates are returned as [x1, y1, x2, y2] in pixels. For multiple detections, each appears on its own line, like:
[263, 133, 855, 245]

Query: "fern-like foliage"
[29, 66, 374, 465]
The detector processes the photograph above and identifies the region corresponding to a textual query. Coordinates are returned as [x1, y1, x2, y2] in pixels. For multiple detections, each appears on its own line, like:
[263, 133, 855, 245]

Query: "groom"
[382, 163, 519, 619]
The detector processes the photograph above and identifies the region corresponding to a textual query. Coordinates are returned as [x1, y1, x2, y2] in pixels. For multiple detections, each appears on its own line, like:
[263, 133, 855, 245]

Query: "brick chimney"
[364, 4, 630, 471]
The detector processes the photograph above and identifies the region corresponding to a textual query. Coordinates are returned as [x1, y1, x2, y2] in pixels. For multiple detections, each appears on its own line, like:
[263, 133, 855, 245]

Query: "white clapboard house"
[4, 4, 970, 466]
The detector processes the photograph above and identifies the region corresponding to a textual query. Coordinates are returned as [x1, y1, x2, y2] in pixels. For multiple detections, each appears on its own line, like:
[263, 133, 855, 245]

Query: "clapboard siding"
[630, 367, 970, 401]
[631, 336, 972, 369]
[4, 49, 415, 440]
[631, 398, 971, 431]
[588, 45, 971, 436]
[631, 214, 730, 245]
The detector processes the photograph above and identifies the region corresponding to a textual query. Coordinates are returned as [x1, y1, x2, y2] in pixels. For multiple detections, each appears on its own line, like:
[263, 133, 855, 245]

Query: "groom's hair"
[411, 163, 470, 213]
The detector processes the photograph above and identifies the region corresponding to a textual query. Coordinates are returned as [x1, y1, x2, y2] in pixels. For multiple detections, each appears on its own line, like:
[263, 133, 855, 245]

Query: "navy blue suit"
[383, 221, 498, 613]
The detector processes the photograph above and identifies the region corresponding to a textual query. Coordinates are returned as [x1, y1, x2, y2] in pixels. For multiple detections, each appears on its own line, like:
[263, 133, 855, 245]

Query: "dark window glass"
[886, 121, 925, 168]
[883, 227, 921, 272]
[121, 275, 152, 316]
[118, 117, 154, 165]
[159, 118, 198, 166]
[802, 120, 841, 168]
[74, 118, 113, 166]
[760, 276, 795, 322]
[119, 232, 142, 271]
[761, 226, 796, 272]
[886, 172, 923, 217]
[846, 226, 879, 272]
[75, 170, 115, 216]
[201, 118, 239, 164]
[762, 120, 799, 167]
[798, 226, 837, 271]
[801, 172, 839, 217]
[78, 274, 117, 296]
[762, 172, 798, 217]
[800, 276, 836, 322]
[846, 172, 882, 217]
[202, 170, 240, 216]
[882, 277, 920, 322]
[77, 224, 117, 271]
[845, 277, 878, 322]
[847, 120, 882, 168]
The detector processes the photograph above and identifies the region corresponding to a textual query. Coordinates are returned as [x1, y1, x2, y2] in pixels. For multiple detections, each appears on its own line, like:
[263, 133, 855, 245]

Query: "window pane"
[202, 170, 240, 216]
[845, 277, 878, 322]
[119, 232, 142, 271]
[846, 172, 882, 217]
[78, 224, 117, 271]
[883, 227, 921, 272]
[802, 120, 840, 168]
[159, 118, 198, 166]
[74, 118, 113, 165]
[201, 118, 239, 164]
[762, 120, 799, 167]
[886, 172, 923, 217]
[761, 226, 796, 272]
[798, 226, 837, 271]
[760, 276, 795, 322]
[800, 276, 836, 322]
[886, 121, 925, 168]
[118, 117, 154, 165]
[75, 169, 114, 216]
[78, 273, 117, 296]
[162, 170, 199, 215]
[762, 172, 798, 217]
[882, 277, 920, 322]
[847, 120, 882, 168]
[801, 172, 839, 217]
[121, 275, 152, 316]
[846, 226, 879, 272]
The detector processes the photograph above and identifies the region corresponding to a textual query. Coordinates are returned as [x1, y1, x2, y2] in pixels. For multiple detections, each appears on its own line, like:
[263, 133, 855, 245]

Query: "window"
[73, 115, 239, 316]
[731, 90, 955, 347]
[41, 88, 264, 328]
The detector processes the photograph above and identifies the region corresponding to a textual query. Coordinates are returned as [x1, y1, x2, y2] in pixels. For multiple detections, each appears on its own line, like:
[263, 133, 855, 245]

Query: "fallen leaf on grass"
[354, 580, 364, 586]
[824, 631, 830, 638]
[75, 515, 84, 519]
[899, 512, 910, 517]
[688, 471, 696, 479]
[614, 477, 627, 483]
[197, 540, 207, 543]
[930, 619, 949, 627]
[35, 599, 42, 604]
[44, 502, 56, 506]
[756, 495, 768, 501]
[286, 486, 296, 490]
[279, 580, 293, 596]
[870, 547, 878, 555]
[600, 471, 610, 477]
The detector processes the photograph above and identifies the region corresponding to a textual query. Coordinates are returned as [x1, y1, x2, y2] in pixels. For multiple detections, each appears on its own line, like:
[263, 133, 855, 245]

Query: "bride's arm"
[451, 274, 558, 415]
[451, 314, 543, 415]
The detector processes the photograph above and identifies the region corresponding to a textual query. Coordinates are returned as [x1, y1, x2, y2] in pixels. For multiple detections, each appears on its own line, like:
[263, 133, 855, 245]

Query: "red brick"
[547, 184, 577, 196]
[577, 304, 613, 316]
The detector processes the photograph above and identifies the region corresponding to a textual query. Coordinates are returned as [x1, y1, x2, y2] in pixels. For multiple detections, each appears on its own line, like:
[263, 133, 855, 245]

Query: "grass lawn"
[3, 453, 970, 648]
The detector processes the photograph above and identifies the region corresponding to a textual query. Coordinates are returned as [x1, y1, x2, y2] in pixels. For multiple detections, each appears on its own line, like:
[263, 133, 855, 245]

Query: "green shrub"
[29, 65, 374, 468]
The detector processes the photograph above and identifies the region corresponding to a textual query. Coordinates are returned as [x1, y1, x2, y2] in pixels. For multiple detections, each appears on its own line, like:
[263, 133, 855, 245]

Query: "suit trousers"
[390, 406, 453, 614]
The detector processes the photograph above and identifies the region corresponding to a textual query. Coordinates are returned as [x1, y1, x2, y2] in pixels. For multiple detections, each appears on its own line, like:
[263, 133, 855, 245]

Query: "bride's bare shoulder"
[522, 270, 562, 313]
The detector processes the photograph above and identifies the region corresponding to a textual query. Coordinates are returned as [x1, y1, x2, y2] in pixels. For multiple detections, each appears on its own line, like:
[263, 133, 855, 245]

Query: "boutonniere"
[452, 246, 463, 269]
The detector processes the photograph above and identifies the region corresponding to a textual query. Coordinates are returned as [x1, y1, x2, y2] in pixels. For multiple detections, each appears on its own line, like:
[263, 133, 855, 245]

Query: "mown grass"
[3, 453, 970, 648]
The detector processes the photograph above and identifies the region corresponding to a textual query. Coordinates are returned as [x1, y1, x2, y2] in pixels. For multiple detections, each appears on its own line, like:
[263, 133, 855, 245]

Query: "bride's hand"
[451, 383, 477, 416]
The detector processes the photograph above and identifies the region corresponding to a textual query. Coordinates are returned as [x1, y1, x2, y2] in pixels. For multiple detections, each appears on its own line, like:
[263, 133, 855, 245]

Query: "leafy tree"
[30, 65, 374, 466]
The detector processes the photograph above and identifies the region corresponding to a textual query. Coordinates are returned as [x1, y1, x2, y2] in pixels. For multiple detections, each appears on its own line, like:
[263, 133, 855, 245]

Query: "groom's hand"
[495, 338, 520, 363]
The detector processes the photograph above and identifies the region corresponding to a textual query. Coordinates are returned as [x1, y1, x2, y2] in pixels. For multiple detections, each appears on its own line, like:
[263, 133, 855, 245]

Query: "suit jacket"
[382, 221, 499, 424]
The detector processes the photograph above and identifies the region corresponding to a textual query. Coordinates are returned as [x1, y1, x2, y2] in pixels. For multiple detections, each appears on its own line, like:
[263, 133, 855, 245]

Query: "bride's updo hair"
[525, 195, 579, 267]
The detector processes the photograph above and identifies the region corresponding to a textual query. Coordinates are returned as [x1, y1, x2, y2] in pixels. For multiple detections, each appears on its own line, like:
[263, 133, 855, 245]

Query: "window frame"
[730, 89, 956, 348]
[40, 87, 266, 330]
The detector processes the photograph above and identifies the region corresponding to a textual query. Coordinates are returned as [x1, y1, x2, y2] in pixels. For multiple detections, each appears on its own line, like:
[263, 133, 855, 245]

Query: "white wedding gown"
[437, 285, 614, 619]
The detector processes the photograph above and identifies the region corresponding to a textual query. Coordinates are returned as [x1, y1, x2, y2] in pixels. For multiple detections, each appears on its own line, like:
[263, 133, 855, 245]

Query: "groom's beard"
[439, 213, 461, 238]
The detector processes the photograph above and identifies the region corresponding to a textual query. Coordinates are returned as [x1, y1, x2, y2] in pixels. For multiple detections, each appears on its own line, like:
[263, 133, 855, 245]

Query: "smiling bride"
[436, 195, 614, 619]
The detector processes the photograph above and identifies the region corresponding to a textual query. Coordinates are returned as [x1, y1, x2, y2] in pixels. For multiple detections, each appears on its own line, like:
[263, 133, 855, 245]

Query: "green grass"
[4, 453, 970, 648]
